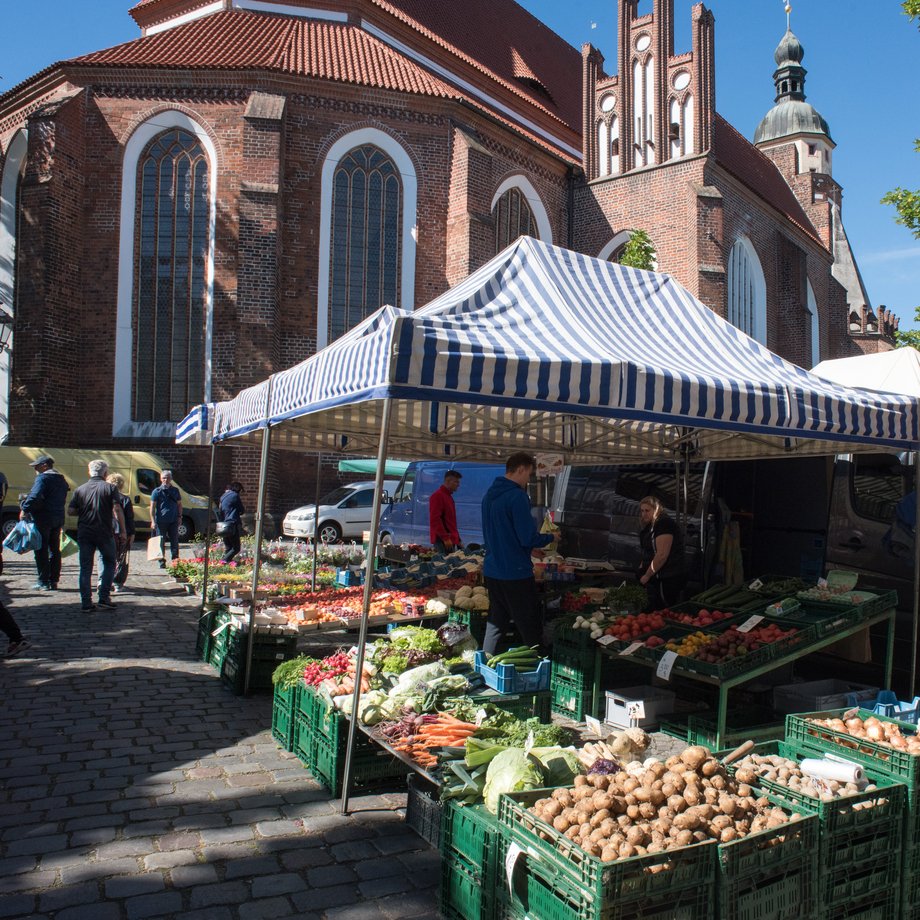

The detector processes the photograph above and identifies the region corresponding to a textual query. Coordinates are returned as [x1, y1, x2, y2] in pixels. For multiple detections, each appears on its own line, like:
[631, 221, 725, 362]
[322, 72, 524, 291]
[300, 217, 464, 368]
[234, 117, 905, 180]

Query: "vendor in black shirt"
[638, 495, 686, 610]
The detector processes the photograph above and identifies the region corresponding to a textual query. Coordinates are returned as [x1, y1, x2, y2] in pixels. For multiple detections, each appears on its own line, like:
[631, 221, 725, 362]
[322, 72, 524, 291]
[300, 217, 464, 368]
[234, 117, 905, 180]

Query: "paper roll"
[800, 758, 864, 785]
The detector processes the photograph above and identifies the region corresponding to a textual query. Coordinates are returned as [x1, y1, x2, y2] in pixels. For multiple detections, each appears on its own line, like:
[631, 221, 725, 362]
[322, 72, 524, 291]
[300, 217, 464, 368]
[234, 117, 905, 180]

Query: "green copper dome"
[755, 26, 832, 145]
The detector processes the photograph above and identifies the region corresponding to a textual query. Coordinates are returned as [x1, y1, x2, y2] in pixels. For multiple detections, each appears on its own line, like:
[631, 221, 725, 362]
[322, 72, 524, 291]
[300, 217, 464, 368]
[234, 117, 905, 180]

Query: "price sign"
[736, 615, 764, 634]
[596, 635, 617, 647]
[524, 730, 535, 754]
[585, 715, 604, 737]
[627, 700, 646, 721]
[620, 641, 644, 657]
[817, 577, 829, 588]
[656, 650, 678, 681]
[475, 708, 488, 727]
[505, 842, 524, 893]
[748, 578, 764, 591]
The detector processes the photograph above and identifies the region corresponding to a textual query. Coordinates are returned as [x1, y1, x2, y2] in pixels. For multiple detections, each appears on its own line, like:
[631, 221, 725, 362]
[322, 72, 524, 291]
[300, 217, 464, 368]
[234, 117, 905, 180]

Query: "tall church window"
[610, 116, 620, 173]
[633, 58, 655, 167]
[727, 236, 767, 345]
[806, 280, 820, 368]
[328, 144, 402, 342]
[134, 129, 209, 422]
[494, 186, 535, 252]
[598, 120, 610, 177]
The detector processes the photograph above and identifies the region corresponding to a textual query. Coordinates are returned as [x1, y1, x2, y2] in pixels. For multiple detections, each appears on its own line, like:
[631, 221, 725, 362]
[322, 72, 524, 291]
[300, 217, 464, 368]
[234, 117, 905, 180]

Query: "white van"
[0, 446, 212, 541]
[282, 480, 398, 543]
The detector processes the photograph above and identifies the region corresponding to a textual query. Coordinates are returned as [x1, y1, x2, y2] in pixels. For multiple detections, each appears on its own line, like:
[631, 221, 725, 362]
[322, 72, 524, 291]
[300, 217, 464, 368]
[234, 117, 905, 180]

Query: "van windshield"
[320, 487, 353, 506]
[137, 468, 197, 496]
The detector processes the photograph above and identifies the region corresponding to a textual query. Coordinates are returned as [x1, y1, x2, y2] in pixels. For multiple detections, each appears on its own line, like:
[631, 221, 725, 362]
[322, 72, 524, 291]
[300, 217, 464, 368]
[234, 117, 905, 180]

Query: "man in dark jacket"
[68, 460, 125, 613]
[218, 482, 245, 564]
[150, 470, 182, 568]
[20, 455, 69, 591]
[480, 452, 555, 655]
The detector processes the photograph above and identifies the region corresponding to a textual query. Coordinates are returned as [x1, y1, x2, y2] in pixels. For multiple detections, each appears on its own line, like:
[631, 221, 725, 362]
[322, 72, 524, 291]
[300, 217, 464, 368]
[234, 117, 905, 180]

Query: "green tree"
[881, 2, 920, 236]
[895, 306, 920, 349]
[617, 229, 657, 271]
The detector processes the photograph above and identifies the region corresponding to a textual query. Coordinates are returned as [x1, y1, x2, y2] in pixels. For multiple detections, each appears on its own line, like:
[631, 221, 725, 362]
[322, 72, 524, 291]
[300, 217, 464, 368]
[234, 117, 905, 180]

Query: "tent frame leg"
[911, 447, 920, 695]
[341, 399, 394, 815]
[311, 456, 322, 592]
[200, 441, 217, 611]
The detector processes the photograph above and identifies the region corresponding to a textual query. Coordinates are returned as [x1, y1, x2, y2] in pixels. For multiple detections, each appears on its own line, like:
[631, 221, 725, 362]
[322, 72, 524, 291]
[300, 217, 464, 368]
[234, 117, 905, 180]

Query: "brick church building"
[0, 0, 897, 508]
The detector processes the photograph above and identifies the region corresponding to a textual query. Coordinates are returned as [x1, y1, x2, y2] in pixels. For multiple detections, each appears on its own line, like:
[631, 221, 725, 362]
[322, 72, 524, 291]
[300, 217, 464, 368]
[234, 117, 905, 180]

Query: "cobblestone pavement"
[0, 545, 440, 920]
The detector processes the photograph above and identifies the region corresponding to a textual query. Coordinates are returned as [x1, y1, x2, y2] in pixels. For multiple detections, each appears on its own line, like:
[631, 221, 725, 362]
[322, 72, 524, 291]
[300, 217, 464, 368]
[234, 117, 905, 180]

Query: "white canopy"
[813, 348, 920, 399]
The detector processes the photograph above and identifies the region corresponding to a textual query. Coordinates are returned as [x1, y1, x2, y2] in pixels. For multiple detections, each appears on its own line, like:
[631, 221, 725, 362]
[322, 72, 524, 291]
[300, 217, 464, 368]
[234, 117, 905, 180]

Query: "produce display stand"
[593, 605, 897, 750]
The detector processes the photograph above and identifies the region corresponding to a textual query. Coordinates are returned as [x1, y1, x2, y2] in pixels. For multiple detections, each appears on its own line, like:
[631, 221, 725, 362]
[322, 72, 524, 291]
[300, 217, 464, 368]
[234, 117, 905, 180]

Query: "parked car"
[378, 461, 506, 548]
[282, 480, 398, 543]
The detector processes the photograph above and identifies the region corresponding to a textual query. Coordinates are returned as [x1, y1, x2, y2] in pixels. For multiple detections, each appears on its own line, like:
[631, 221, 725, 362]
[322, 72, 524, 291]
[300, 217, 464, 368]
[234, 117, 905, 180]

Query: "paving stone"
[104, 873, 167, 898]
[199, 825, 255, 845]
[359, 875, 416, 898]
[377, 887, 440, 918]
[373, 833, 428, 856]
[250, 872, 307, 897]
[277, 847, 333, 871]
[155, 831, 201, 851]
[227, 772, 275, 787]
[354, 857, 410, 881]
[238, 896, 298, 920]
[255, 819, 304, 838]
[0, 895, 37, 919]
[223, 854, 281, 879]
[188, 880, 250, 908]
[307, 864, 358, 888]
[292, 884, 360, 911]
[60, 858, 140, 884]
[178, 908, 234, 920]
[38, 848, 93, 871]
[95, 838, 157, 859]
[143, 849, 199, 871]
[0, 856, 38, 876]
[169, 863, 220, 887]
[0, 870, 58, 894]
[325, 905, 388, 920]
[330, 839, 381, 862]
[56, 903, 122, 920]
[6, 834, 69, 857]
[123, 890, 184, 920]
[38, 881, 100, 911]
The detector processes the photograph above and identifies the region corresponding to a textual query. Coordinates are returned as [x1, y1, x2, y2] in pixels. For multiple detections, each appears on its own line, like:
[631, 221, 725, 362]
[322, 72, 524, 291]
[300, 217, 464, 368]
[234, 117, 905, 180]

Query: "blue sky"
[2, 0, 918, 328]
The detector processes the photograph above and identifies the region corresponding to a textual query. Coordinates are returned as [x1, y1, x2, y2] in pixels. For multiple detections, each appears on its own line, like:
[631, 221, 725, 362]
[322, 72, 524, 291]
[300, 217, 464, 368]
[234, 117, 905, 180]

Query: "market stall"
[177, 236, 918, 818]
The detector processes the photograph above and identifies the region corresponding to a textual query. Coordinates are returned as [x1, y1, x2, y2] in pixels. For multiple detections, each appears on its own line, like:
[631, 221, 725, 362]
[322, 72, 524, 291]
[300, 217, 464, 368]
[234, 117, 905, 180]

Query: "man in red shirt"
[429, 470, 462, 552]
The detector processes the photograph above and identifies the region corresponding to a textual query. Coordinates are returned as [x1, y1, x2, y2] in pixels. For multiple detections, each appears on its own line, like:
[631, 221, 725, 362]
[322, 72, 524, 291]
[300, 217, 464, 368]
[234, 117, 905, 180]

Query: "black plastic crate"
[405, 774, 441, 848]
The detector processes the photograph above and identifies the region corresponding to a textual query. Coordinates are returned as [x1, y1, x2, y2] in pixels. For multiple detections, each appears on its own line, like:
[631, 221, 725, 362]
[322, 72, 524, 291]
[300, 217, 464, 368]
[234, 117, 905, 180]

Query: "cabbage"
[393, 661, 448, 693]
[483, 748, 546, 814]
[529, 747, 584, 787]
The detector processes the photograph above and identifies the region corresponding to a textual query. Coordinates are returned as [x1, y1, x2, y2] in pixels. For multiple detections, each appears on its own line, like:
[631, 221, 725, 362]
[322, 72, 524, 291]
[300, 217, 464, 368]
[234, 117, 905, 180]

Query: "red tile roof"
[369, 0, 582, 132]
[71, 9, 461, 99]
[712, 114, 822, 247]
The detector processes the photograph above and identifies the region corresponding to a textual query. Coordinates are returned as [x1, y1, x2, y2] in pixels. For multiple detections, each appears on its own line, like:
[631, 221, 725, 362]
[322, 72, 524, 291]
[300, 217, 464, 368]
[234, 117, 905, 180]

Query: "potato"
[552, 789, 573, 806]
[638, 802, 657, 820]
[626, 825, 646, 846]
[617, 814, 631, 828]
[565, 825, 581, 840]
[683, 786, 702, 806]
[701, 758, 719, 778]
[680, 747, 710, 771]
[574, 774, 589, 787]
[736, 783, 752, 798]
[553, 815, 571, 832]
[734, 768, 756, 786]
[703, 788, 719, 805]
[591, 775, 610, 791]
[619, 842, 637, 859]
[667, 794, 687, 813]
[600, 818, 617, 836]
[590, 808, 611, 828]
[642, 770, 659, 788]
[580, 821, 593, 838]
[626, 804, 641, 820]
[720, 827, 738, 842]
[649, 789, 666, 808]
[589, 827, 606, 844]
[593, 792, 613, 811]
[601, 845, 619, 862]
[665, 755, 682, 770]
[710, 814, 732, 831]
[674, 829, 694, 846]
[661, 782, 676, 799]
[583, 841, 602, 857]
[622, 776, 640, 794]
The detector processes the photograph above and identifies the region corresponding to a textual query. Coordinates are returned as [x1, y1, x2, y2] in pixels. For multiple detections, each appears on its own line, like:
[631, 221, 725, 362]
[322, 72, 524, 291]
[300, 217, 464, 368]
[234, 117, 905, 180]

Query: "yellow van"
[0, 447, 212, 541]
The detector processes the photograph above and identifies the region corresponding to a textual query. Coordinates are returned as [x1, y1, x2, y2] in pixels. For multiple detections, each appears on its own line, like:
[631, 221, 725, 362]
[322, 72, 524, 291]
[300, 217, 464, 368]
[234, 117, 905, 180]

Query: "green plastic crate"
[499, 789, 716, 914]
[785, 709, 920, 786]
[448, 607, 489, 644]
[824, 888, 900, 920]
[751, 741, 907, 873]
[441, 801, 503, 871]
[550, 674, 593, 721]
[821, 855, 899, 911]
[687, 709, 785, 750]
[293, 712, 311, 767]
[716, 803, 819, 920]
[440, 853, 497, 920]
[271, 683, 299, 751]
[658, 712, 692, 742]
[469, 689, 552, 722]
[220, 655, 280, 694]
[307, 733, 405, 797]
[196, 609, 215, 660]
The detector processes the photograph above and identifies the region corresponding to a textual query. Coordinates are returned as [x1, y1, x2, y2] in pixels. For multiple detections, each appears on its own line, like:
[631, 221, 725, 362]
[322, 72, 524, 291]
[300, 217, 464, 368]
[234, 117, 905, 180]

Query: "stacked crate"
[549, 622, 597, 720]
[218, 626, 299, 695]
[295, 686, 405, 796]
[271, 681, 299, 752]
[786, 708, 918, 919]
[440, 801, 506, 920]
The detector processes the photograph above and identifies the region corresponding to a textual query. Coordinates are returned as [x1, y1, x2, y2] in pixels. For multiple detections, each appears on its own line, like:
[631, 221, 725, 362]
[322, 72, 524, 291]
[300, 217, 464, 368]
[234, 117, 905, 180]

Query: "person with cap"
[20, 455, 69, 591]
[429, 469, 462, 553]
[150, 470, 183, 568]
[68, 459, 125, 612]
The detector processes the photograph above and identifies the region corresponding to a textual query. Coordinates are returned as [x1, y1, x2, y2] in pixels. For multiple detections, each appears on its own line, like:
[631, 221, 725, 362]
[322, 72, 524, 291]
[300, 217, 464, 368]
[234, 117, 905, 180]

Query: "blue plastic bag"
[3, 520, 42, 554]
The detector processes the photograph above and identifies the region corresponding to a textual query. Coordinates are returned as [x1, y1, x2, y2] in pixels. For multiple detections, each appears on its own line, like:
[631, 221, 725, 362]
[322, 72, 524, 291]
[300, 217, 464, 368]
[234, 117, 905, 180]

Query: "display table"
[593, 606, 897, 750]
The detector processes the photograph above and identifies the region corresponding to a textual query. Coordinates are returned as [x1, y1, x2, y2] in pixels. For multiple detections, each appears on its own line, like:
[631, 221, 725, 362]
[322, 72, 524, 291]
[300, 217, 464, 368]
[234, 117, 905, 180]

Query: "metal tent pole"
[245, 377, 274, 697]
[200, 441, 217, 610]
[911, 446, 920, 695]
[341, 399, 393, 815]
[311, 456, 322, 592]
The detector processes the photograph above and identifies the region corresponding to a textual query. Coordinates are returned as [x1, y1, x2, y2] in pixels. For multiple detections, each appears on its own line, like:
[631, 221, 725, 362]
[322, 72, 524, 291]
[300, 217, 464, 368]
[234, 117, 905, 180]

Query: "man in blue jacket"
[20, 455, 69, 591]
[481, 452, 555, 655]
[150, 470, 183, 568]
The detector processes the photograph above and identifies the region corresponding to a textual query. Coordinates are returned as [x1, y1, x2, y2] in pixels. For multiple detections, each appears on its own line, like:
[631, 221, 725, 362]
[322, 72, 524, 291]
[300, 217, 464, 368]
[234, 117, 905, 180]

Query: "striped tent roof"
[189, 237, 918, 462]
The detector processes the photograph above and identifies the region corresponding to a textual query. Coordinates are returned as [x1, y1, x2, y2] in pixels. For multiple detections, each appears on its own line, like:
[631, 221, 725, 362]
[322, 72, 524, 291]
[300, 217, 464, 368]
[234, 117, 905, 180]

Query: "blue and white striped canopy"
[188, 237, 917, 461]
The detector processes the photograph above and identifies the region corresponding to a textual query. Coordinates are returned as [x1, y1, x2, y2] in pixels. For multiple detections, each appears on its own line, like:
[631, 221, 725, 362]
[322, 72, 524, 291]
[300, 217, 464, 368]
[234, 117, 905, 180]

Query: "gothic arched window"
[329, 144, 402, 342]
[494, 186, 535, 252]
[134, 128, 209, 422]
[727, 236, 767, 344]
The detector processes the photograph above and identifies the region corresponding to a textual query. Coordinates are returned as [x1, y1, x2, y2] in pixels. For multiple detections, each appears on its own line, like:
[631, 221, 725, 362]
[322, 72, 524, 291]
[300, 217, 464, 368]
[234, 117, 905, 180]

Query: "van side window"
[352, 489, 374, 509]
[850, 454, 908, 522]
[137, 469, 159, 496]
[395, 472, 415, 503]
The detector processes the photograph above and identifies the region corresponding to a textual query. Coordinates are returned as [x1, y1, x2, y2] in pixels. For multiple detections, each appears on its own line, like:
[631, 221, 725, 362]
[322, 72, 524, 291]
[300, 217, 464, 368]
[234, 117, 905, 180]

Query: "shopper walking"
[107, 472, 135, 593]
[0, 601, 29, 657]
[218, 482, 245, 564]
[480, 453, 555, 655]
[68, 460, 125, 613]
[19, 455, 69, 591]
[429, 469, 461, 553]
[150, 470, 182, 569]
